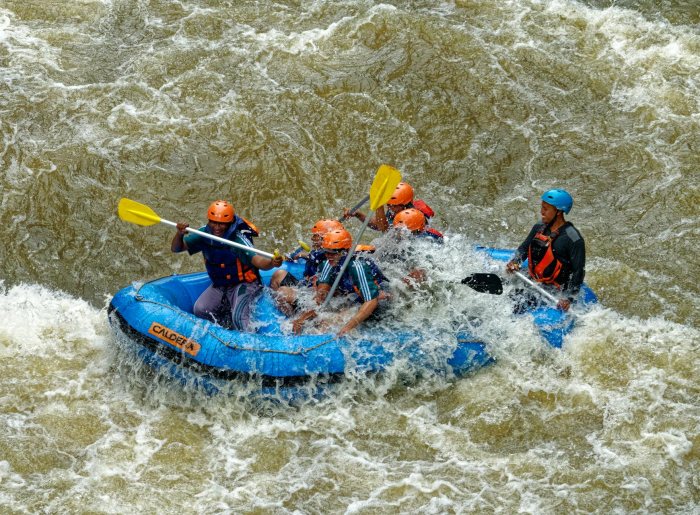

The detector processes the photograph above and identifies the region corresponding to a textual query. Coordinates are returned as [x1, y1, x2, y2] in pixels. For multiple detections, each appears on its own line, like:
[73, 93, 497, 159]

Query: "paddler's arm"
[559, 236, 586, 311]
[337, 298, 379, 337]
[313, 283, 331, 304]
[232, 235, 283, 270]
[292, 309, 318, 335]
[171, 222, 189, 253]
[291, 283, 330, 335]
[252, 254, 283, 270]
[337, 259, 383, 336]
[372, 205, 389, 232]
[344, 206, 387, 231]
[506, 225, 539, 273]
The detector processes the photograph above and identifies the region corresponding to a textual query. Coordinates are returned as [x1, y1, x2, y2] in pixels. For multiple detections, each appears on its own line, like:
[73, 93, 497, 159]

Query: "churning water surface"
[0, 0, 698, 513]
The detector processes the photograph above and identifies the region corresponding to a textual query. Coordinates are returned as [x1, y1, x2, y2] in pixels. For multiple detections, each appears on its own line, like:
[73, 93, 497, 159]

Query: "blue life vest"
[304, 249, 326, 280]
[323, 256, 386, 295]
[200, 218, 260, 287]
[360, 256, 388, 285]
[329, 256, 357, 295]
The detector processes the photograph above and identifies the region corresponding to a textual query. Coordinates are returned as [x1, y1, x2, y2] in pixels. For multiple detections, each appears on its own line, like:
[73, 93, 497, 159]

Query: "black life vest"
[528, 223, 569, 286]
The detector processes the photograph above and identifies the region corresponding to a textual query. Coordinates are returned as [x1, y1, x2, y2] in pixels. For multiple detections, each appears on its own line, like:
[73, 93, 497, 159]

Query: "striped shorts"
[193, 282, 262, 331]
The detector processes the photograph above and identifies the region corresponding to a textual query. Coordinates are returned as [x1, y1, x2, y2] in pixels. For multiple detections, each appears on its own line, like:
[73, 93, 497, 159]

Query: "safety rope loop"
[297, 336, 337, 356]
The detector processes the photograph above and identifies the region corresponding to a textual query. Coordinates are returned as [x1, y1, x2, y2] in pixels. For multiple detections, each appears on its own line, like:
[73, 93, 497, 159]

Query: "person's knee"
[193, 303, 213, 320]
[193, 293, 220, 320]
[273, 286, 299, 316]
[270, 270, 288, 290]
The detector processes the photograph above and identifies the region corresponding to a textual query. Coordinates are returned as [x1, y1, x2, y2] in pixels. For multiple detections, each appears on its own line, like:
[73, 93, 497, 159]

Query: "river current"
[0, 1, 698, 513]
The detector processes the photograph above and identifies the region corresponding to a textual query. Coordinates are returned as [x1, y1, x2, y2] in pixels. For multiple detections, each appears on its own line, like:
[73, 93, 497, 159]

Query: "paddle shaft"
[164, 219, 275, 258]
[514, 271, 559, 304]
[341, 195, 369, 220]
[463, 270, 573, 313]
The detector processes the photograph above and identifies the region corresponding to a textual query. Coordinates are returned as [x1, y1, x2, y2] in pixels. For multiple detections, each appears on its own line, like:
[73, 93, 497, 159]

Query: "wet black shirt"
[512, 222, 586, 301]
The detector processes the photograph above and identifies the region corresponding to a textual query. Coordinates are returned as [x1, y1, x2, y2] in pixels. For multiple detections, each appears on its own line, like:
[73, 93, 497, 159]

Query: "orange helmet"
[387, 182, 414, 206]
[207, 200, 235, 223]
[393, 208, 426, 232]
[311, 219, 344, 235]
[322, 229, 352, 250]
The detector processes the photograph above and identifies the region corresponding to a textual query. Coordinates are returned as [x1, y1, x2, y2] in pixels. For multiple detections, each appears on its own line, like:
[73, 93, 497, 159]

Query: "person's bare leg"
[273, 285, 298, 317]
[269, 269, 288, 290]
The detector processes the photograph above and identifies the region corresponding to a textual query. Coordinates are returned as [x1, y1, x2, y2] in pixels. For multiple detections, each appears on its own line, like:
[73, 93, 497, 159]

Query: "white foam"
[0, 0, 698, 511]
[0, 282, 108, 356]
[0, 10, 63, 72]
[0, 459, 26, 489]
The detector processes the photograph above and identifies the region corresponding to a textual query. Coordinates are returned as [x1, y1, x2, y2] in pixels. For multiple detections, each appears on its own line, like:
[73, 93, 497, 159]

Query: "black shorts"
[280, 273, 299, 287]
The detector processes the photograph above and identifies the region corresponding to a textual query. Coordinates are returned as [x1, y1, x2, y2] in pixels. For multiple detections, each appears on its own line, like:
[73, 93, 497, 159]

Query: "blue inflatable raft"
[108, 248, 597, 397]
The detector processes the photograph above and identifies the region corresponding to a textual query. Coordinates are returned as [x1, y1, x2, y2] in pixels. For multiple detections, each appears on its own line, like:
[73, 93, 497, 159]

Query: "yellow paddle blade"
[118, 198, 162, 226]
[298, 240, 311, 252]
[369, 164, 402, 211]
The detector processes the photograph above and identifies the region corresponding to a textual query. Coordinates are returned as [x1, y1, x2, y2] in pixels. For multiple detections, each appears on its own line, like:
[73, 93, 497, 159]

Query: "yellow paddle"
[368, 164, 402, 210]
[321, 164, 402, 308]
[286, 240, 311, 260]
[118, 198, 279, 259]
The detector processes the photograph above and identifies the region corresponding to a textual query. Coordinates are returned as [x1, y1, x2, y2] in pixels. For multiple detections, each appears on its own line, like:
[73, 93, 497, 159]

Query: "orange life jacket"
[423, 227, 443, 241]
[412, 199, 434, 218]
[528, 226, 566, 286]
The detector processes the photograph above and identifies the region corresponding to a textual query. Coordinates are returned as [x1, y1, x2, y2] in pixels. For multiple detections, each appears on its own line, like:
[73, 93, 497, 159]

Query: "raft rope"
[134, 281, 336, 356]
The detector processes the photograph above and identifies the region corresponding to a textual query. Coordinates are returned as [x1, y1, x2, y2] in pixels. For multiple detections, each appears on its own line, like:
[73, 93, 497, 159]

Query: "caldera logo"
[148, 322, 201, 356]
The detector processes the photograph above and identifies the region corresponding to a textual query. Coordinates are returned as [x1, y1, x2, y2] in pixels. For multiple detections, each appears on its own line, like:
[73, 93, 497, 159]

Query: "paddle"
[320, 165, 402, 309]
[341, 195, 370, 220]
[514, 271, 559, 304]
[286, 240, 311, 260]
[461, 273, 503, 294]
[118, 198, 279, 259]
[461, 271, 562, 306]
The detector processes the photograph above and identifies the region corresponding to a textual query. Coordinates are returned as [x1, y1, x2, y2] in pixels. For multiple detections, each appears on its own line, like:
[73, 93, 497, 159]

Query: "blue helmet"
[541, 189, 573, 214]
